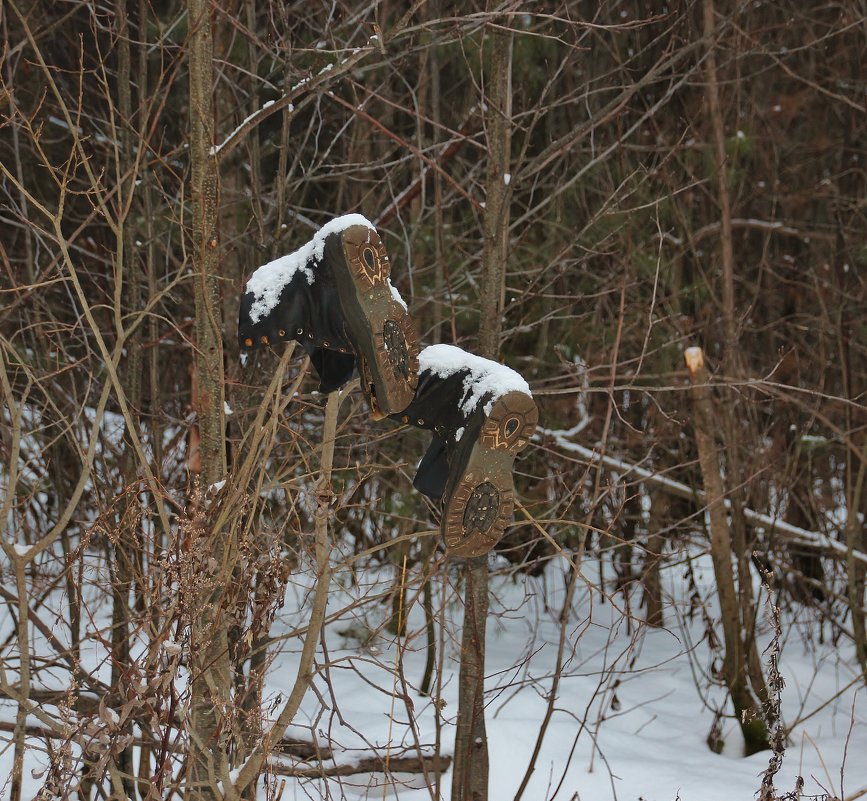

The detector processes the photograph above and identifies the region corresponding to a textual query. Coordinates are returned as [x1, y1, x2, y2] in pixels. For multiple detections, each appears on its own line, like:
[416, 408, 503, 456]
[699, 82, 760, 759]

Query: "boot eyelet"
[417, 419, 424, 425]
[244, 337, 253, 347]
[260, 335, 269, 344]
[323, 341, 330, 347]
[401, 416, 409, 423]
[279, 329, 286, 337]
[307, 333, 313, 339]
[297, 329, 303, 335]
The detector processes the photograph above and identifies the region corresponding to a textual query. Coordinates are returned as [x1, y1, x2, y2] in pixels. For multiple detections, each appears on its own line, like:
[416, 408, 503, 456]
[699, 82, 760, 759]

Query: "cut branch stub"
[684, 346, 705, 376]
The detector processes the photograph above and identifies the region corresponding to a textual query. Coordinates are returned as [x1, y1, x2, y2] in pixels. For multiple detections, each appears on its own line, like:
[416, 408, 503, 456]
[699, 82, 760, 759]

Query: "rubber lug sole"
[334, 225, 419, 416]
[443, 391, 538, 558]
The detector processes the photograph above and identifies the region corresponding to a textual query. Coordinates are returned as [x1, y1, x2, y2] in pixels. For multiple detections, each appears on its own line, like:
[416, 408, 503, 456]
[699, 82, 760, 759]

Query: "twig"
[230, 387, 347, 798]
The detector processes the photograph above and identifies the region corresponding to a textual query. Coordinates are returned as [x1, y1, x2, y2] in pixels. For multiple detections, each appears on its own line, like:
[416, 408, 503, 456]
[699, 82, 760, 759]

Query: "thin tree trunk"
[187, 0, 229, 797]
[452, 24, 513, 801]
[643, 538, 665, 628]
[684, 347, 769, 755]
[138, 1, 160, 788]
[187, 0, 226, 488]
[387, 535, 410, 637]
[702, 0, 736, 367]
[845, 441, 867, 679]
[10, 558, 30, 801]
[452, 560, 490, 801]
[702, 0, 769, 712]
[841, 311, 867, 678]
[113, 3, 141, 793]
[429, 0, 445, 344]
[840, 23, 867, 674]
[420, 540, 436, 696]
[476, 34, 513, 361]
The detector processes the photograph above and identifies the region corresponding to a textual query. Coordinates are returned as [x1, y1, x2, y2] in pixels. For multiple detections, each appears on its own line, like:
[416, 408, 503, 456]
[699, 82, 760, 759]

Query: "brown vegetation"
[0, 1, 864, 799]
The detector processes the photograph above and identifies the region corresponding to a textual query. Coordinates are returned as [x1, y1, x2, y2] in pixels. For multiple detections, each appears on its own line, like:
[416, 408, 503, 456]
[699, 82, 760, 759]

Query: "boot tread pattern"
[337, 225, 419, 416]
[444, 392, 537, 558]
[382, 318, 413, 381]
[346, 233, 388, 291]
[480, 391, 538, 452]
[461, 481, 502, 535]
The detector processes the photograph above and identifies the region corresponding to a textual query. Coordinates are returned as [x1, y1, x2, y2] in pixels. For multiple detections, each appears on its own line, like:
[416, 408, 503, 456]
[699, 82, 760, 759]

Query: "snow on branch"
[542, 427, 867, 565]
[210, 42, 377, 161]
[269, 752, 451, 779]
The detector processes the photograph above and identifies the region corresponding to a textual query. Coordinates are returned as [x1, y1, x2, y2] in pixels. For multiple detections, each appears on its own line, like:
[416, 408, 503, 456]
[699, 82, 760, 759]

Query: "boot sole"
[443, 391, 538, 558]
[331, 225, 419, 416]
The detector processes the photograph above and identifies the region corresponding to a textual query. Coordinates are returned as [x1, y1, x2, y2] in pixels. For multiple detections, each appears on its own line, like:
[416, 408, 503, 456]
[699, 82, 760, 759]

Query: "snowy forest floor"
[1, 548, 864, 801]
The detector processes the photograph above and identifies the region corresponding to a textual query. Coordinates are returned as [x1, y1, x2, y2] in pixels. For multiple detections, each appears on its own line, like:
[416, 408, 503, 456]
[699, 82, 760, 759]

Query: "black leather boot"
[238, 215, 419, 416]
[392, 344, 538, 558]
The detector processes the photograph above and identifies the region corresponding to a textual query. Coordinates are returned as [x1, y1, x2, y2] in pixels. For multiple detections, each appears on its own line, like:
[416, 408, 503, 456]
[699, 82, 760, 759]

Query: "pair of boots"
[238, 215, 538, 558]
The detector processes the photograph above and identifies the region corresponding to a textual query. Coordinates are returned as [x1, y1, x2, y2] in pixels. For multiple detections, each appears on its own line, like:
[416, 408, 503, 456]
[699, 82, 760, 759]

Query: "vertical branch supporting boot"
[238, 214, 419, 415]
[393, 344, 538, 558]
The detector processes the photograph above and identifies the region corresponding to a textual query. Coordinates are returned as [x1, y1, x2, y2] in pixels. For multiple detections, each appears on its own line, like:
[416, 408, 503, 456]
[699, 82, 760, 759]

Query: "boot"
[392, 344, 538, 558]
[238, 214, 419, 416]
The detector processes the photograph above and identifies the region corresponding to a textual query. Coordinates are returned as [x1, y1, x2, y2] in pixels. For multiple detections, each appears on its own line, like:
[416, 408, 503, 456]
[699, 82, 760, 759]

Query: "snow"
[243, 214, 375, 324]
[1, 550, 865, 801]
[12, 543, 32, 557]
[224, 401, 233, 416]
[503, 172, 511, 185]
[454, 426, 465, 442]
[210, 98, 287, 156]
[254, 556, 866, 801]
[387, 278, 408, 311]
[419, 344, 532, 415]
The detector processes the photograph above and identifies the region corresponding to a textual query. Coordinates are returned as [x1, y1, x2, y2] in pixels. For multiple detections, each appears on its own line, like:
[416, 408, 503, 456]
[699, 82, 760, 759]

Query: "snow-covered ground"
[1, 548, 864, 801]
[259, 550, 865, 801]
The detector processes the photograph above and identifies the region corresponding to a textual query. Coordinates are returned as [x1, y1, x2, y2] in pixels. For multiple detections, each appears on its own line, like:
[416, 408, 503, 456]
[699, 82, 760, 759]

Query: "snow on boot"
[238, 214, 419, 416]
[392, 344, 538, 558]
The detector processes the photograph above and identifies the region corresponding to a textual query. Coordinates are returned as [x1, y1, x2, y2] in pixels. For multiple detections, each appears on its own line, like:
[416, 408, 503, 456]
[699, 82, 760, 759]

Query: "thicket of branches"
[1, 1, 865, 799]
